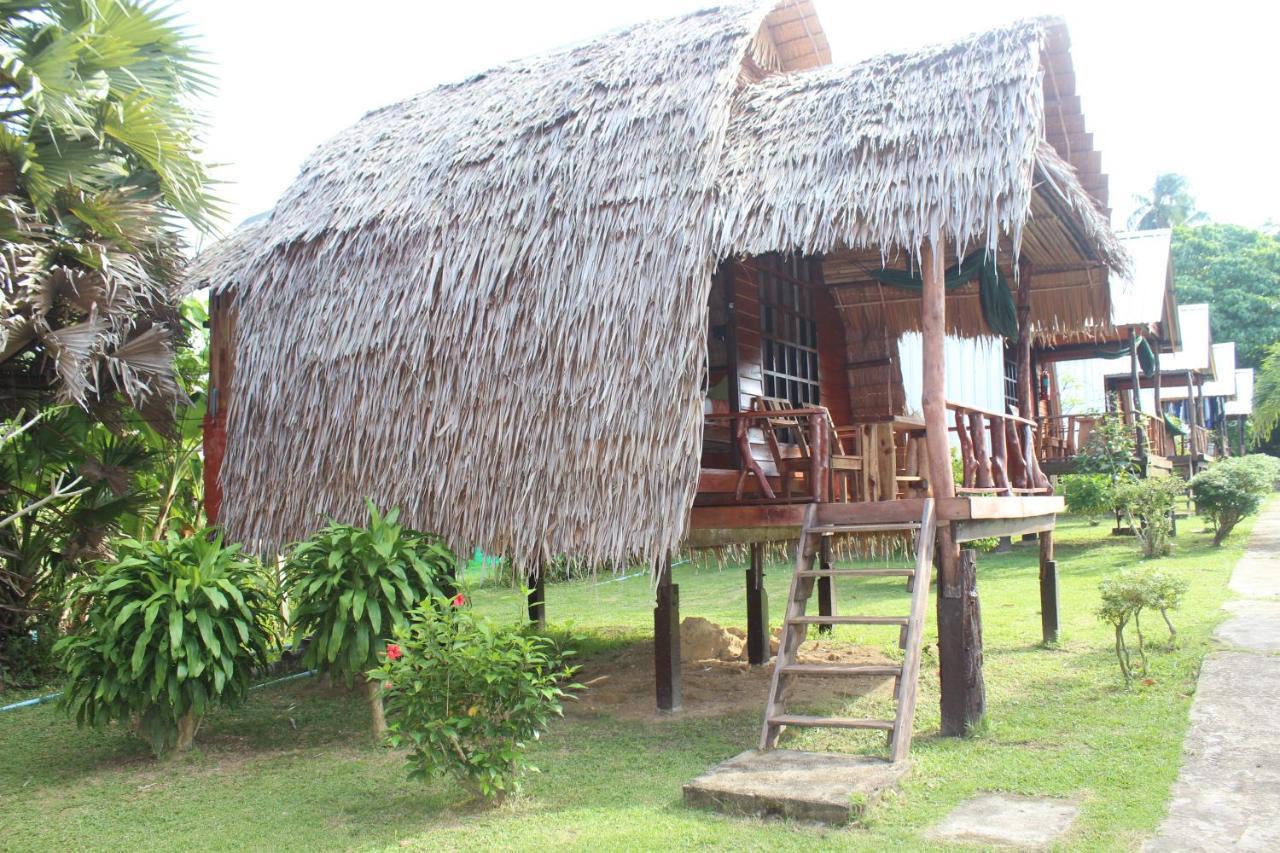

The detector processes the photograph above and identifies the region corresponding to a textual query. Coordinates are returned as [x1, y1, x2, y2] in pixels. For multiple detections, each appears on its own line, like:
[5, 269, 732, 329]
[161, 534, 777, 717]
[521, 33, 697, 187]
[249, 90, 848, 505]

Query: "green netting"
[871, 254, 1019, 340]
[1093, 336, 1156, 377]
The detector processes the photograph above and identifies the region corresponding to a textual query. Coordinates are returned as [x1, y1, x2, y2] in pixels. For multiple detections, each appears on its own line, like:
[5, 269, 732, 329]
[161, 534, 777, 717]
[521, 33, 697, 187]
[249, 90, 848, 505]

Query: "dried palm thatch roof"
[755, 18, 1127, 340]
[196, 2, 1125, 565]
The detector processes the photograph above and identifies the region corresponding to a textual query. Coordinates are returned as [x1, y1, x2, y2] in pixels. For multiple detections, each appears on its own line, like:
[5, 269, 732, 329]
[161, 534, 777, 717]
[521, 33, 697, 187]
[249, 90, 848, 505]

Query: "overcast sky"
[174, 0, 1278, 248]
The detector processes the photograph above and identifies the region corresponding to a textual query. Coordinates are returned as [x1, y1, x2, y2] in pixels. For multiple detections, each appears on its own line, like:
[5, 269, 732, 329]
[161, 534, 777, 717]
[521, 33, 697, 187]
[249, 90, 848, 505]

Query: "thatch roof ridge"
[716, 15, 1127, 273]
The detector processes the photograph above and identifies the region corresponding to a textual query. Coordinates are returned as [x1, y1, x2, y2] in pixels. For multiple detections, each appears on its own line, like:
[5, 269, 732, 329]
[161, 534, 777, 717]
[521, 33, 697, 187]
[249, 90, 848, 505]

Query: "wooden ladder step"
[781, 663, 902, 677]
[789, 615, 908, 626]
[768, 714, 895, 731]
[795, 568, 914, 578]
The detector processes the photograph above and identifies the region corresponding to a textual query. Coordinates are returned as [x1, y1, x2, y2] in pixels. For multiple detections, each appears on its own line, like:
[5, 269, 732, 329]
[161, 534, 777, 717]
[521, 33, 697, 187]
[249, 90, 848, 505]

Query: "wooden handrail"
[945, 401, 1036, 428]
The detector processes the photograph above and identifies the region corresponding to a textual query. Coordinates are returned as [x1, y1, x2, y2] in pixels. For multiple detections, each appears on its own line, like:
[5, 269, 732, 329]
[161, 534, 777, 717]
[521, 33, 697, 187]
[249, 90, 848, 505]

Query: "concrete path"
[1148, 504, 1280, 851]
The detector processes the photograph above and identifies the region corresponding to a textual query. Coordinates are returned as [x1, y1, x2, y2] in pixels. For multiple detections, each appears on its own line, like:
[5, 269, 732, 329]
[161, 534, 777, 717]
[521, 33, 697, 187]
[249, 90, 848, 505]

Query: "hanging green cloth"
[1163, 412, 1188, 437]
[870, 255, 1019, 340]
[1092, 336, 1156, 377]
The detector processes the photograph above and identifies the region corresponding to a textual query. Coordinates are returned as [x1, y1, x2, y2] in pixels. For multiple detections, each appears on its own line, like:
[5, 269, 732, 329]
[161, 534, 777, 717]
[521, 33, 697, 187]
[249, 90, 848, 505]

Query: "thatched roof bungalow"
[195, 1, 1126, 570]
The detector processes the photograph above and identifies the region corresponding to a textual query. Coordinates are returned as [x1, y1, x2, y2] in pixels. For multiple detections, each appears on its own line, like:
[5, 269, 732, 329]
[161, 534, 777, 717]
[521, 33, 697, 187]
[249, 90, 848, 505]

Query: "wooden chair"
[751, 396, 862, 502]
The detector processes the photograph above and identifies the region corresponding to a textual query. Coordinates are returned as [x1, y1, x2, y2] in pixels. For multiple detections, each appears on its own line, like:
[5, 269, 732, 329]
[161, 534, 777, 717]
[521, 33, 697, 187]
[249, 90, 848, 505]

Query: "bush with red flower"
[369, 596, 579, 801]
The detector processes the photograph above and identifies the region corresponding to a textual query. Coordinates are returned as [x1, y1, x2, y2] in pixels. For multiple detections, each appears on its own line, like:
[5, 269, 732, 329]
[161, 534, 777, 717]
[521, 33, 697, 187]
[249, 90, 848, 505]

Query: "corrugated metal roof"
[1225, 369, 1255, 416]
[1158, 341, 1237, 401]
[1110, 229, 1173, 327]
[1107, 303, 1210, 376]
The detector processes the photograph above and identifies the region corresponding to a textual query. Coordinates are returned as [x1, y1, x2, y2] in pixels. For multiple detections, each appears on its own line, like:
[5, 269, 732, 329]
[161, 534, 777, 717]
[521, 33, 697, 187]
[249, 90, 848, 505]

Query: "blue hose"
[0, 669, 317, 713]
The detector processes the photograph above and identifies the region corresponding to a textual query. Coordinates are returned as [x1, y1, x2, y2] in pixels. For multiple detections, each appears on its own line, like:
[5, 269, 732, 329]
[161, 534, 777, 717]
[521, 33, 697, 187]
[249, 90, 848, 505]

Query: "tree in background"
[1253, 342, 1280, 451]
[1128, 173, 1206, 230]
[1172, 223, 1280, 371]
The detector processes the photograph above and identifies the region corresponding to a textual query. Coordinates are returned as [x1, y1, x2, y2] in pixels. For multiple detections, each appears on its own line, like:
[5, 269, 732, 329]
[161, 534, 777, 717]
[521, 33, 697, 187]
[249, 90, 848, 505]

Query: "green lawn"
[0, 505, 1266, 852]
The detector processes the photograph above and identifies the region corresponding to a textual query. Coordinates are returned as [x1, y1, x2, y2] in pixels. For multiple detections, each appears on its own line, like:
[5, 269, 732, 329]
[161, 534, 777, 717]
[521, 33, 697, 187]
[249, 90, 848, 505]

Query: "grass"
[0, 503, 1268, 852]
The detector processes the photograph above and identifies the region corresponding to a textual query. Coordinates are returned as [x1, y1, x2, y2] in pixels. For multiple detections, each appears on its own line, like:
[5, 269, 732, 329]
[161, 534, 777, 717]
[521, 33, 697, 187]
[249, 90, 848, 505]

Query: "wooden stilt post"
[921, 240, 980, 737]
[527, 559, 546, 630]
[654, 554, 682, 712]
[746, 543, 769, 665]
[818, 536, 835, 634]
[937, 548, 985, 735]
[1039, 532, 1058, 645]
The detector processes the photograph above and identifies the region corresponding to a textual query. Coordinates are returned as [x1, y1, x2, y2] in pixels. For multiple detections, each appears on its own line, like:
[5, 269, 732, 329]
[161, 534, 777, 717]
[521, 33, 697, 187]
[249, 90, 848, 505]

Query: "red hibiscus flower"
[385, 643, 403, 661]
[451, 593, 466, 607]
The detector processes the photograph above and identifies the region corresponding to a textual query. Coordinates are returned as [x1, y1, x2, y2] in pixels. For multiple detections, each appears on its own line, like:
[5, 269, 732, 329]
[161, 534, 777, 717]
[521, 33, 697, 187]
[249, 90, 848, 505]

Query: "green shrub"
[56, 532, 277, 757]
[284, 500, 455, 737]
[1191, 455, 1280, 545]
[1114, 476, 1185, 558]
[1061, 474, 1115, 525]
[1078, 403, 1137, 480]
[1097, 568, 1188, 684]
[371, 599, 579, 801]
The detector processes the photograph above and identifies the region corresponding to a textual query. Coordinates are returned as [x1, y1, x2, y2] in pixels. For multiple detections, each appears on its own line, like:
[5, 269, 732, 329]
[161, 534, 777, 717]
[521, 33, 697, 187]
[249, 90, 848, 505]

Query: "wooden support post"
[654, 555, 681, 712]
[1152, 347, 1164, 456]
[1015, 258, 1034, 421]
[527, 561, 545, 629]
[921, 240, 958, 575]
[818, 537, 835, 634]
[1039, 532, 1058, 645]
[937, 548, 985, 735]
[1129, 328, 1148, 475]
[746, 543, 769, 665]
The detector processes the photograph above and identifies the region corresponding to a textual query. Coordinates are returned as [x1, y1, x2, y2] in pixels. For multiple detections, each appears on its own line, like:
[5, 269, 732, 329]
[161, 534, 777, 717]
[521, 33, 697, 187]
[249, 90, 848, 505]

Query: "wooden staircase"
[760, 498, 937, 763]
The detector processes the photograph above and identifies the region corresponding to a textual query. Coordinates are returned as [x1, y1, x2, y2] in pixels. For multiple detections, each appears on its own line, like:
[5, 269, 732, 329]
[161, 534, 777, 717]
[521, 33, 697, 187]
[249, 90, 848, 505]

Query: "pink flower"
[385, 643, 403, 661]
[451, 593, 466, 608]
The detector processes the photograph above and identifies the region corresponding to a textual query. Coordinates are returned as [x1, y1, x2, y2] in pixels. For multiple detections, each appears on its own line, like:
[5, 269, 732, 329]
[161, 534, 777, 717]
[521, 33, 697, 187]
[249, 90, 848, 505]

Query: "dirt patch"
[568, 630, 896, 721]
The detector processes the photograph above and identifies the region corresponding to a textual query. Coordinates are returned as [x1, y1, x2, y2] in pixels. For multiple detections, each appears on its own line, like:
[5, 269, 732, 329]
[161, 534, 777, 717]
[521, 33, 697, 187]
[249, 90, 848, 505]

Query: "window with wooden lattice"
[757, 253, 821, 409]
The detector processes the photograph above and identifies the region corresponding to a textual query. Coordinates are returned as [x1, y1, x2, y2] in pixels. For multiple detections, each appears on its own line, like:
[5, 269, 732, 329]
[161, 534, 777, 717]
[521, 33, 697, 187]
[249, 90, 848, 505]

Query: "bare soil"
[568, 633, 896, 721]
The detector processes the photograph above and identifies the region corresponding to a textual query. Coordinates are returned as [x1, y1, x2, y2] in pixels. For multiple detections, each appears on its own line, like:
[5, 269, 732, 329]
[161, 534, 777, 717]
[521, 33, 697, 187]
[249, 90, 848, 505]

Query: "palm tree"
[0, 1, 217, 683]
[0, 0, 219, 423]
[1253, 342, 1280, 450]
[1128, 173, 1207, 230]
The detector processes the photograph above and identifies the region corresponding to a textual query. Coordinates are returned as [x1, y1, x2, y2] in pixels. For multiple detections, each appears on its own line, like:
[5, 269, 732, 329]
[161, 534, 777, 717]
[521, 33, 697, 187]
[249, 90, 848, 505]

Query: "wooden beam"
[654, 555, 681, 713]
[954, 513, 1057, 542]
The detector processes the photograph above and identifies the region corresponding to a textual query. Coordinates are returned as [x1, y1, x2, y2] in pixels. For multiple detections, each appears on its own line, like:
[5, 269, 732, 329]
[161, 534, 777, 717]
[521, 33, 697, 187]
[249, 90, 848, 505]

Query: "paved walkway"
[1148, 503, 1280, 851]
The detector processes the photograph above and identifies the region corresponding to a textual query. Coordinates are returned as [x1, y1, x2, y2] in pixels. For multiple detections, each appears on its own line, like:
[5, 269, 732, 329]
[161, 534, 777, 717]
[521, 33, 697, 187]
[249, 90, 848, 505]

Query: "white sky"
[174, 0, 1279, 247]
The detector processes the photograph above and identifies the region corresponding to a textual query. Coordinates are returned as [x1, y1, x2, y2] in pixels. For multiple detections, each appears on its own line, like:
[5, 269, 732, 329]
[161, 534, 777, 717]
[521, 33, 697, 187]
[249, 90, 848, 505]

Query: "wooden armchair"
[751, 396, 863, 502]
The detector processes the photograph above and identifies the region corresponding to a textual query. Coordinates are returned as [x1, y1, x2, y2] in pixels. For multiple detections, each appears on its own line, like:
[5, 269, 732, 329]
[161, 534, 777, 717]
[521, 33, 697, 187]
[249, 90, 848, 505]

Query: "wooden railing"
[1172, 424, 1214, 459]
[1038, 411, 1173, 461]
[950, 402, 1051, 495]
[703, 407, 840, 503]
